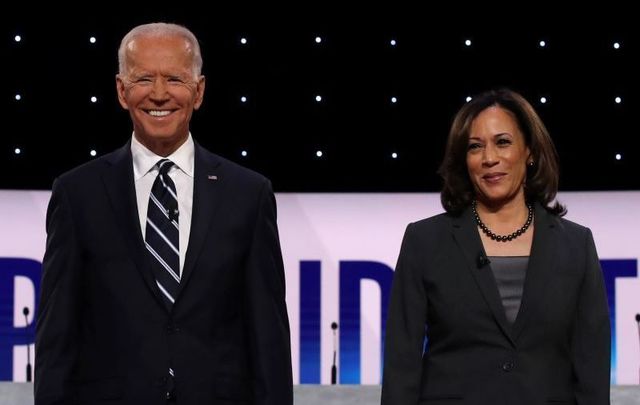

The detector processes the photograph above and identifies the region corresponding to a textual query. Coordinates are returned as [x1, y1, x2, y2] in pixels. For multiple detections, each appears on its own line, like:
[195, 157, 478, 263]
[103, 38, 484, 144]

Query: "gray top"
[488, 256, 529, 324]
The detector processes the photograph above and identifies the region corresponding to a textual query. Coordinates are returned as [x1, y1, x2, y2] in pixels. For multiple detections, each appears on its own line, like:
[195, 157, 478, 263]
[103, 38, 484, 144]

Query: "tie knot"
[156, 159, 175, 176]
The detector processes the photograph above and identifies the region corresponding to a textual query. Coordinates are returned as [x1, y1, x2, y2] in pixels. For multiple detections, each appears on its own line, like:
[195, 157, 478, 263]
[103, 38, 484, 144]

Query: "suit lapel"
[101, 143, 167, 309]
[511, 203, 558, 340]
[451, 207, 516, 346]
[175, 143, 224, 300]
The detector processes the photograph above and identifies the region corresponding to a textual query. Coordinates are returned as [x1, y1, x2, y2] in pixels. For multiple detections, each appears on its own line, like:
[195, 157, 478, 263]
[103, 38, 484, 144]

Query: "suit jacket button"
[166, 324, 177, 334]
[502, 361, 514, 372]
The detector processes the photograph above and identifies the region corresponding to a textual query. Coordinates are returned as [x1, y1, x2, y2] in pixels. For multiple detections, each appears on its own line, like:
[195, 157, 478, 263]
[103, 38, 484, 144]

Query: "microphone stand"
[331, 322, 338, 384]
[23, 307, 32, 382]
[636, 314, 640, 384]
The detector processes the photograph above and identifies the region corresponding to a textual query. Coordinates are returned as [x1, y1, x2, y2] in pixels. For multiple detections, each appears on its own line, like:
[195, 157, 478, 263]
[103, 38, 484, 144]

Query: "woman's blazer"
[381, 203, 610, 405]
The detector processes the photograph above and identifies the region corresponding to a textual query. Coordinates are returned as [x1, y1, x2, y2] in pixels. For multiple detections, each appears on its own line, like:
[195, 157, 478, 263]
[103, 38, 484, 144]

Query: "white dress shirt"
[131, 134, 194, 275]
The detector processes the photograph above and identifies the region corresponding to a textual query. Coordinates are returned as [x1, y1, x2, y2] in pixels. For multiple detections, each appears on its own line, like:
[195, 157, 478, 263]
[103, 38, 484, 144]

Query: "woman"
[381, 88, 610, 405]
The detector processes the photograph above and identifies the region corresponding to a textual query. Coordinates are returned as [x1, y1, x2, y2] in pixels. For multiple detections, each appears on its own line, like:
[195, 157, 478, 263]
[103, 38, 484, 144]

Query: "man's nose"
[149, 78, 170, 100]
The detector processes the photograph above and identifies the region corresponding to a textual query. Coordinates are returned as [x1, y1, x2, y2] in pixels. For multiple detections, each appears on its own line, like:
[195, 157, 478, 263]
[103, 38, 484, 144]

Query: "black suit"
[381, 203, 610, 405]
[35, 142, 293, 405]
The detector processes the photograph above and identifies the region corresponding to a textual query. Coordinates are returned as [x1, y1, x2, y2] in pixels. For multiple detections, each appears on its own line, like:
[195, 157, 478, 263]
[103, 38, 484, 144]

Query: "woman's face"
[466, 106, 531, 207]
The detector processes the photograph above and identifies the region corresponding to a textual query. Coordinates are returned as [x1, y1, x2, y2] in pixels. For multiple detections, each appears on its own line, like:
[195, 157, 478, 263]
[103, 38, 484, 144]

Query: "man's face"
[116, 34, 205, 155]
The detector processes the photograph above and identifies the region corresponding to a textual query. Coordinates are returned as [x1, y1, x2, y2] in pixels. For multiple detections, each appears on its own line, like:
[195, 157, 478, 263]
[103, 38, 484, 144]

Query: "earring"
[527, 161, 534, 166]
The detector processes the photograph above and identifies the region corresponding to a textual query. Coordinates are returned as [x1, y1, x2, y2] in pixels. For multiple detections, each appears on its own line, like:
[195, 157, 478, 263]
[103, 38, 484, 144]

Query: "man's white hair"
[118, 22, 203, 78]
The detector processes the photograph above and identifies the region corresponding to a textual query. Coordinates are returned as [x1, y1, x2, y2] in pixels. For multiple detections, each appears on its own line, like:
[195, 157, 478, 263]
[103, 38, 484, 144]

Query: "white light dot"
[240, 96, 247, 103]
[390, 39, 397, 46]
[465, 96, 472, 102]
[613, 42, 620, 49]
[539, 40, 546, 47]
[89, 36, 96, 44]
[15, 94, 21, 101]
[615, 153, 622, 160]
[391, 152, 398, 159]
[615, 96, 622, 104]
[14, 35, 21, 42]
[14, 148, 21, 155]
[316, 150, 323, 158]
[90, 149, 97, 157]
[464, 39, 472, 47]
[315, 95, 322, 102]
[540, 97, 547, 104]
[241, 150, 248, 157]
[391, 96, 397, 104]
[315, 36, 322, 44]
[240, 37, 247, 45]
[90, 96, 97, 103]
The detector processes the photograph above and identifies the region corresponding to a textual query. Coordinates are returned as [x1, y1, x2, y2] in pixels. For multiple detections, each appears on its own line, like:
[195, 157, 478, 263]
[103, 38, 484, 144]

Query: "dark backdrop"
[2, 7, 637, 192]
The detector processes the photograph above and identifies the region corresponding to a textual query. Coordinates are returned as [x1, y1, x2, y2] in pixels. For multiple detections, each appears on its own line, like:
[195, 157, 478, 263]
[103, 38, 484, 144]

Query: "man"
[35, 23, 293, 405]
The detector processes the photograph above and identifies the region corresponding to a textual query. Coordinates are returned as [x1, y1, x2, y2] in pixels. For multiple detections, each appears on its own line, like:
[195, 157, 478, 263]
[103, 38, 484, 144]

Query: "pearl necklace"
[472, 200, 533, 242]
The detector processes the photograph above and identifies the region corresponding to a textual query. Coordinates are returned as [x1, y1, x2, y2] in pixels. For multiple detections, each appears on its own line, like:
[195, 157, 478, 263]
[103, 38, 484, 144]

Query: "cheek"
[466, 156, 480, 176]
[510, 163, 527, 184]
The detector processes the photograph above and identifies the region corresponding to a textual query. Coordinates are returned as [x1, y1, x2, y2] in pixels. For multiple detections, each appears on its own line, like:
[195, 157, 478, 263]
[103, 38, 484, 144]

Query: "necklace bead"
[472, 201, 533, 242]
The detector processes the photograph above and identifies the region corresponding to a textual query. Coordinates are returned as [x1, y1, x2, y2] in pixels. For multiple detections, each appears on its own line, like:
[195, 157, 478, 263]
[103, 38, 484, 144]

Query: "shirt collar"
[131, 133, 195, 180]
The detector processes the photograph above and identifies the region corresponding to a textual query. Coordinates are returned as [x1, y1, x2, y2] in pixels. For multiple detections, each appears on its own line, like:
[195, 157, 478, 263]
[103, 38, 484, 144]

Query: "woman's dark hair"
[438, 88, 566, 216]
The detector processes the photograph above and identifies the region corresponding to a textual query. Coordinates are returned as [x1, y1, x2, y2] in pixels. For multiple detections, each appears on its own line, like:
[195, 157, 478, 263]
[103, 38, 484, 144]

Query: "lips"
[482, 173, 506, 183]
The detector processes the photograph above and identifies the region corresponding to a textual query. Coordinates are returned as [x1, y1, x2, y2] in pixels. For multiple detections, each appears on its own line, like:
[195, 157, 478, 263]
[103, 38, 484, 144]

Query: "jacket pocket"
[419, 393, 463, 403]
[74, 377, 124, 402]
[419, 399, 463, 405]
[211, 376, 253, 400]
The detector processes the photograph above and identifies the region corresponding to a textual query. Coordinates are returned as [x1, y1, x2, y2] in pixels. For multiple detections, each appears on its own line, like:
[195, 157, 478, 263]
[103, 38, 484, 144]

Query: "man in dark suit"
[35, 22, 293, 405]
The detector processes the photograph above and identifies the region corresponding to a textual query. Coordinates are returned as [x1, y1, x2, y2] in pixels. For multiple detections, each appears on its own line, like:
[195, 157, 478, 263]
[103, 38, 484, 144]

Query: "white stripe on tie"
[145, 243, 180, 282]
[146, 218, 179, 255]
[156, 280, 175, 304]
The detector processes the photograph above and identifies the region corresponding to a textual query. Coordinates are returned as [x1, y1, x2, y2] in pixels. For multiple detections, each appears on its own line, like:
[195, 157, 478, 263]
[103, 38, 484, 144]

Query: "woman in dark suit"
[381, 88, 610, 405]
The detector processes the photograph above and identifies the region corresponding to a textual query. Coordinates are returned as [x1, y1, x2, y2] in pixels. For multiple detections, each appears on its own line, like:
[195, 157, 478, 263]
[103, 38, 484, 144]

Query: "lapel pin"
[207, 175, 218, 180]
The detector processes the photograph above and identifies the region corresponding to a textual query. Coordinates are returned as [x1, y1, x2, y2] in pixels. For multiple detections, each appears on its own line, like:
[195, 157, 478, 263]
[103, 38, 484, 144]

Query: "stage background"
[1, 190, 638, 385]
[1, 6, 638, 392]
[1, 10, 638, 192]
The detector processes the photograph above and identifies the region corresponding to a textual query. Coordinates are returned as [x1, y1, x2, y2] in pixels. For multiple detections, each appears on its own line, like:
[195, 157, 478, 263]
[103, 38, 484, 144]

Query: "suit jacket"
[381, 203, 610, 405]
[35, 142, 293, 405]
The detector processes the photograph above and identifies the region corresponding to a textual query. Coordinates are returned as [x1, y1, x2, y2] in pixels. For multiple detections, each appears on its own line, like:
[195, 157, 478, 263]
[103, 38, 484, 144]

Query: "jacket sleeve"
[244, 180, 293, 405]
[35, 179, 82, 405]
[571, 228, 611, 405]
[381, 222, 427, 405]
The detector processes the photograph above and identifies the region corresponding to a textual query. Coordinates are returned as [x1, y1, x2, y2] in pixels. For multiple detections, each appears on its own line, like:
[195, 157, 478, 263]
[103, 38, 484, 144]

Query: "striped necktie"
[145, 159, 180, 310]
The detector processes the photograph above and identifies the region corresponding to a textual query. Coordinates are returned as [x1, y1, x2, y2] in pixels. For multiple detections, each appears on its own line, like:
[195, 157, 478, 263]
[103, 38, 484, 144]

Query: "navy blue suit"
[35, 142, 293, 405]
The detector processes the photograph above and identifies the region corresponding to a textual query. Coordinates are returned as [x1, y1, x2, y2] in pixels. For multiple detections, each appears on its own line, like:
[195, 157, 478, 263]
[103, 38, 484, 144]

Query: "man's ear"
[193, 75, 205, 110]
[115, 74, 130, 110]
